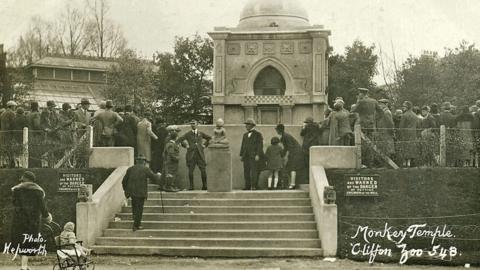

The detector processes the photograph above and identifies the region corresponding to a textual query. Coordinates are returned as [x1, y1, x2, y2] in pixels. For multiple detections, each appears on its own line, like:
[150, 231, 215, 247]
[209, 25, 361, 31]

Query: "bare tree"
[85, 0, 126, 58]
[54, 3, 90, 56]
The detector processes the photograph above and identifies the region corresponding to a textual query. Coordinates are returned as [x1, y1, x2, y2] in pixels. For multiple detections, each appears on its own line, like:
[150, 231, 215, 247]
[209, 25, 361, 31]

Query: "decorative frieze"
[245, 42, 259, 55]
[263, 42, 276, 55]
[280, 41, 294, 54]
[227, 43, 241, 55]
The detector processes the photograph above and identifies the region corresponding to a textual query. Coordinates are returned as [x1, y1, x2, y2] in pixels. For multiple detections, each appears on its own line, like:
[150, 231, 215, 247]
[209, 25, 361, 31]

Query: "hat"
[358, 88, 369, 93]
[63, 222, 75, 232]
[6, 100, 17, 107]
[378, 99, 390, 104]
[275, 124, 285, 133]
[22, 171, 36, 182]
[334, 99, 345, 105]
[334, 97, 344, 102]
[16, 107, 24, 114]
[80, 98, 90, 105]
[166, 125, 181, 132]
[105, 100, 113, 108]
[244, 118, 256, 126]
[442, 102, 452, 110]
[46, 100, 56, 107]
[136, 154, 147, 161]
[304, 116, 314, 124]
[62, 103, 71, 110]
[403, 101, 413, 110]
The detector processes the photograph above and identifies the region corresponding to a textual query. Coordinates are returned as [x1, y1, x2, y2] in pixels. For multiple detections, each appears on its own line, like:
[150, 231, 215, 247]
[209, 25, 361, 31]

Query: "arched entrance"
[253, 66, 286, 96]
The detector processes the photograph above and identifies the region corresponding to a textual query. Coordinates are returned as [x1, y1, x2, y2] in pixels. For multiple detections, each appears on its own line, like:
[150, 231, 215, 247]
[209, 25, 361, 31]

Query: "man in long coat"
[94, 100, 123, 147]
[11, 171, 52, 270]
[1, 101, 17, 167]
[376, 99, 395, 158]
[73, 98, 91, 130]
[137, 112, 158, 166]
[240, 119, 264, 190]
[116, 105, 139, 151]
[399, 101, 419, 167]
[177, 120, 211, 190]
[352, 88, 383, 135]
[122, 155, 159, 231]
[300, 116, 320, 168]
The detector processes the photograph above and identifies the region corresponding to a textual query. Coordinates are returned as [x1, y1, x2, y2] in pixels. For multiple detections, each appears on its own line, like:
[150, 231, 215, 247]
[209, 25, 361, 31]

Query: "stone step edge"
[116, 213, 314, 216]
[104, 229, 318, 232]
[123, 205, 313, 208]
[97, 237, 320, 241]
[91, 245, 323, 251]
[111, 221, 317, 224]
[138, 198, 311, 201]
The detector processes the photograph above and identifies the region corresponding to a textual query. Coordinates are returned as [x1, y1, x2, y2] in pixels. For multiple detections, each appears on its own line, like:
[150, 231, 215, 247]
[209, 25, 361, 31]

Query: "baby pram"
[42, 221, 95, 270]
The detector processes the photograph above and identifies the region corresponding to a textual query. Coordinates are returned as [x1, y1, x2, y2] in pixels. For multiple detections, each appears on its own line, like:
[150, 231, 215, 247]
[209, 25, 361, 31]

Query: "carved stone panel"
[299, 41, 312, 54]
[227, 43, 241, 55]
[280, 41, 294, 54]
[263, 42, 275, 55]
[245, 42, 258, 55]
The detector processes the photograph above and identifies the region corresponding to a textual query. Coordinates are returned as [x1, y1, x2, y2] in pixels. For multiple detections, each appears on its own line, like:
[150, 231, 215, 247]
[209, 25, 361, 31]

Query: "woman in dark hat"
[275, 124, 305, 189]
[11, 171, 52, 270]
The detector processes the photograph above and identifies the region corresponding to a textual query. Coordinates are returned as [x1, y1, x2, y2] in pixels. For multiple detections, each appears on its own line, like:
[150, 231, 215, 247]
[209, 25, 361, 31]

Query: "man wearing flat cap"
[177, 120, 211, 190]
[122, 155, 160, 231]
[240, 119, 264, 190]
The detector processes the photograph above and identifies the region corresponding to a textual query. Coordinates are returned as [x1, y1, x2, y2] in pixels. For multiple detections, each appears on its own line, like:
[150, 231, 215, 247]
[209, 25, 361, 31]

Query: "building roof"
[30, 56, 115, 71]
[237, 0, 310, 30]
[28, 81, 104, 110]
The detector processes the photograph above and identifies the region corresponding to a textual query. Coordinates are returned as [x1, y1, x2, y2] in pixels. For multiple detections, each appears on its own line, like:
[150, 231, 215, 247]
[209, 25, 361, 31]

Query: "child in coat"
[59, 222, 91, 258]
[265, 136, 284, 189]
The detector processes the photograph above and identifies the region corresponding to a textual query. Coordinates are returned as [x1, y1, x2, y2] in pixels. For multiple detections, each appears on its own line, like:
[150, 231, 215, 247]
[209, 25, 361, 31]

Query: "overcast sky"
[2, 0, 480, 81]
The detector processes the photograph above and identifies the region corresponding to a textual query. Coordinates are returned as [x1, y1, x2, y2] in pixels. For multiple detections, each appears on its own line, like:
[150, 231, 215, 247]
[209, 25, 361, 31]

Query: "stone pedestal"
[206, 145, 232, 192]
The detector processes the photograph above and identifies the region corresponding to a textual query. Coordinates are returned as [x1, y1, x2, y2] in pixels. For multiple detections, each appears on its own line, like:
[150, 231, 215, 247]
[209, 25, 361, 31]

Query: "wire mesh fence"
[359, 126, 480, 168]
[0, 128, 90, 169]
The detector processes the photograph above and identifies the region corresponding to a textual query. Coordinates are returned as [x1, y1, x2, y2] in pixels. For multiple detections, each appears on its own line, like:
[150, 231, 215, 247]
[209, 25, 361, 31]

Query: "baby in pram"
[58, 222, 91, 259]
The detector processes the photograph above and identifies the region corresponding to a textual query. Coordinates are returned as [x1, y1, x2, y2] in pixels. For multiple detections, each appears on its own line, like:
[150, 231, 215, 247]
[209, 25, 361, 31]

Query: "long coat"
[265, 144, 284, 170]
[11, 181, 49, 255]
[398, 110, 419, 159]
[300, 123, 320, 152]
[116, 113, 138, 148]
[353, 97, 383, 130]
[240, 129, 264, 161]
[280, 132, 304, 172]
[164, 140, 180, 175]
[122, 164, 157, 198]
[137, 119, 158, 162]
[178, 130, 211, 167]
[73, 108, 91, 129]
[329, 110, 352, 146]
[453, 113, 474, 160]
[376, 108, 395, 155]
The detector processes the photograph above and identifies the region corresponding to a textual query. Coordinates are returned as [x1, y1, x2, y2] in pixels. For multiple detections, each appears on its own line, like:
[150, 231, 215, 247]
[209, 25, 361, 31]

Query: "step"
[91, 245, 323, 257]
[115, 213, 314, 222]
[95, 237, 321, 248]
[122, 205, 313, 214]
[102, 229, 318, 239]
[145, 190, 309, 199]
[109, 221, 317, 230]
[138, 198, 311, 207]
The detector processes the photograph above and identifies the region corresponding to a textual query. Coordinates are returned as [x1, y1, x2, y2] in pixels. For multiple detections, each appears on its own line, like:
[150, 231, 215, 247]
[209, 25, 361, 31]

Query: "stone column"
[242, 104, 256, 122]
[310, 31, 329, 94]
[281, 105, 293, 124]
[206, 145, 232, 192]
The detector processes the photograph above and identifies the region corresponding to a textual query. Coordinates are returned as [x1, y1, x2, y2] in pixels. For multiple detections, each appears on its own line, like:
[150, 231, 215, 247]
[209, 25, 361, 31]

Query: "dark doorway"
[253, 66, 286, 96]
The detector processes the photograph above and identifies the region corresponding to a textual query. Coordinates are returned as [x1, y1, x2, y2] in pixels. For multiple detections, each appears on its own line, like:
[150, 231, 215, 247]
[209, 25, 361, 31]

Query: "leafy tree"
[103, 49, 155, 112]
[396, 41, 480, 107]
[153, 34, 213, 124]
[328, 40, 378, 108]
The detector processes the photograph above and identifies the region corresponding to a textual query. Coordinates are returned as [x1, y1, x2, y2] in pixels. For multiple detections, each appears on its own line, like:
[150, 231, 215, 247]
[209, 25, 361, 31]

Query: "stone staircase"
[91, 184, 323, 257]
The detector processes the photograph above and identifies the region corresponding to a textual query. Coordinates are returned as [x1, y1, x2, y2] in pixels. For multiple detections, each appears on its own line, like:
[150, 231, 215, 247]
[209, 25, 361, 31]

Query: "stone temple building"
[208, 0, 330, 125]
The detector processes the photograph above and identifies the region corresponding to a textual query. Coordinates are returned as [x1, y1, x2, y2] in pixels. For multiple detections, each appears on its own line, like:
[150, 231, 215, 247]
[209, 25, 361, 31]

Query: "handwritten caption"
[350, 223, 459, 264]
[3, 233, 47, 260]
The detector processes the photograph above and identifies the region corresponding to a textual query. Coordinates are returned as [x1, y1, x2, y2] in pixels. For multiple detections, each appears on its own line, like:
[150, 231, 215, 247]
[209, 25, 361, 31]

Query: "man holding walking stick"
[122, 154, 161, 231]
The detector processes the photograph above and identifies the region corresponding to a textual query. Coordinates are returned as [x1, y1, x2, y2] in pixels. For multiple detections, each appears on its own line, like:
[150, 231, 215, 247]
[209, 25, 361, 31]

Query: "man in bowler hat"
[122, 155, 160, 231]
[240, 119, 264, 190]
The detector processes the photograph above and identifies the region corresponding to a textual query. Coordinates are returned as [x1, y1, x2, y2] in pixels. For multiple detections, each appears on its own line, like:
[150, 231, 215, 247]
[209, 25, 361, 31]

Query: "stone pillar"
[206, 145, 232, 192]
[242, 104, 256, 122]
[312, 103, 325, 122]
[213, 104, 225, 122]
[281, 105, 293, 124]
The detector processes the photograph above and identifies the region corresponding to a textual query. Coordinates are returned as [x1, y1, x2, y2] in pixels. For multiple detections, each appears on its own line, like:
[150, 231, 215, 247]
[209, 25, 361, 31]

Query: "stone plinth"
[206, 144, 232, 192]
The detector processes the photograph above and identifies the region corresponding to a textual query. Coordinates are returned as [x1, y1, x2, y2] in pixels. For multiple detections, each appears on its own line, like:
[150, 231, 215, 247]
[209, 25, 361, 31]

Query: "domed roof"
[237, 0, 310, 30]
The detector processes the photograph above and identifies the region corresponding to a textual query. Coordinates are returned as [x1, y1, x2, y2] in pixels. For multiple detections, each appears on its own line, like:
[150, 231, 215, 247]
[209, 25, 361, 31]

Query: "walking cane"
[157, 173, 165, 213]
